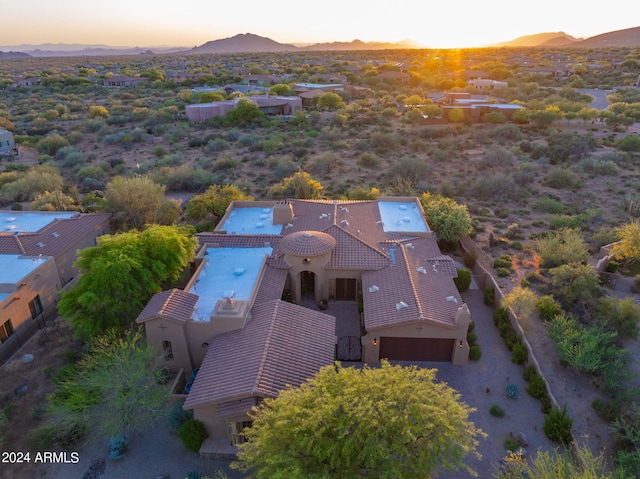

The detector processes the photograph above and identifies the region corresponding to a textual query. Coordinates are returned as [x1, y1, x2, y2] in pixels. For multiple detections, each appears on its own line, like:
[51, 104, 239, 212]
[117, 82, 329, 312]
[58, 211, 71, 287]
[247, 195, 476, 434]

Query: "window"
[0, 319, 14, 343]
[228, 420, 253, 446]
[28, 295, 43, 319]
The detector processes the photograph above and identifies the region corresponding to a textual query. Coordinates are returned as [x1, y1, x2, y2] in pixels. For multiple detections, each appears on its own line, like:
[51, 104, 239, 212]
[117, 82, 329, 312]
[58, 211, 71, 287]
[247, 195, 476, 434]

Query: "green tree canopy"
[535, 228, 590, 268]
[103, 175, 173, 230]
[185, 184, 253, 223]
[48, 330, 170, 439]
[58, 225, 197, 340]
[548, 263, 602, 314]
[269, 83, 294, 96]
[267, 171, 324, 199]
[420, 193, 473, 246]
[316, 92, 345, 111]
[226, 98, 265, 126]
[234, 361, 485, 479]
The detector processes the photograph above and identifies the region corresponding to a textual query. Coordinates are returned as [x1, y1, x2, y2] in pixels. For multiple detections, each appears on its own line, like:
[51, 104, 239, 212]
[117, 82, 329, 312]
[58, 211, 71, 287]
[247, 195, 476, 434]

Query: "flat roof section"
[218, 207, 283, 235]
[0, 255, 48, 285]
[189, 246, 273, 321]
[0, 212, 76, 233]
[378, 201, 429, 233]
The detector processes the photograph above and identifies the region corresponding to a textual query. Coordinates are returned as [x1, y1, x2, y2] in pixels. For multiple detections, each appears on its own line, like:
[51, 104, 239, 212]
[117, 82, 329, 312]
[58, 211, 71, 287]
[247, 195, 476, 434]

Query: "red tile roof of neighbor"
[362, 238, 461, 331]
[184, 299, 335, 409]
[0, 234, 26, 255]
[19, 214, 110, 258]
[136, 289, 199, 324]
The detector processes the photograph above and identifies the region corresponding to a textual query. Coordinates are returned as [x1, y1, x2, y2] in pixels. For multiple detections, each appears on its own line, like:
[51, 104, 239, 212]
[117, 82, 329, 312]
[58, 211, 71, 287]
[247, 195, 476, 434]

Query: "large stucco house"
[136, 197, 471, 452]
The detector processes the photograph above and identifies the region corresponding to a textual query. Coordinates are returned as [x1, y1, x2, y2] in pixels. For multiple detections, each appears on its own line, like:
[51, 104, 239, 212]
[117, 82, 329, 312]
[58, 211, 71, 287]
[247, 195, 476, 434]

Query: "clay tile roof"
[0, 234, 26, 254]
[136, 289, 198, 323]
[280, 231, 336, 256]
[195, 233, 281, 250]
[253, 266, 288, 304]
[184, 300, 335, 409]
[20, 214, 110, 258]
[215, 397, 260, 419]
[362, 238, 461, 330]
[323, 224, 389, 270]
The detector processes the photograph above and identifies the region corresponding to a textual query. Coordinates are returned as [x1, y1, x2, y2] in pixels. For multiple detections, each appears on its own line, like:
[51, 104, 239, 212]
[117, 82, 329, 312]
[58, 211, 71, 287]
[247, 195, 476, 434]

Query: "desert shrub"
[543, 405, 573, 445]
[511, 341, 528, 365]
[479, 147, 514, 169]
[535, 228, 589, 268]
[466, 332, 477, 345]
[532, 197, 566, 214]
[188, 138, 204, 148]
[178, 418, 208, 453]
[490, 405, 505, 418]
[212, 155, 239, 171]
[27, 417, 87, 450]
[167, 400, 194, 433]
[535, 295, 562, 321]
[545, 167, 578, 189]
[578, 157, 619, 176]
[493, 254, 512, 269]
[618, 134, 640, 152]
[484, 285, 495, 305]
[205, 138, 229, 153]
[526, 373, 548, 400]
[469, 344, 482, 360]
[592, 398, 621, 423]
[36, 133, 69, 156]
[309, 152, 341, 175]
[453, 268, 472, 292]
[470, 172, 521, 201]
[503, 437, 521, 451]
[491, 124, 523, 141]
[357, 153, 381, 169]
[387, 157, 432, 184]
[522, 364, 537, 382]
[463, 250, 477, 268]
[549, 214, 581, 230]
[596, 296, 640, 340]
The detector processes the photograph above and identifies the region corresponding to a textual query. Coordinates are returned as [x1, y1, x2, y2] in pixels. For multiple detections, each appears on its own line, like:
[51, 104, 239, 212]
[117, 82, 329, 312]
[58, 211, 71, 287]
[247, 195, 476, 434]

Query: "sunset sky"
[1, 0, 637, 49]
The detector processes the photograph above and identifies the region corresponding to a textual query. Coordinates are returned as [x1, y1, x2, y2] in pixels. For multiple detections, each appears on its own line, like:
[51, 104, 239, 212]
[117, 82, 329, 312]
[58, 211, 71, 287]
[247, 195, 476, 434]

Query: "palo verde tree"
[234, 361, 485, 479]
[58, 225, 197, 341]
[267, 171, 324, 200]
[316, 92, 345, 111]
[185, 184, 253, 224]
[420, 193, 472, 249]
[611, 219, 640, 266]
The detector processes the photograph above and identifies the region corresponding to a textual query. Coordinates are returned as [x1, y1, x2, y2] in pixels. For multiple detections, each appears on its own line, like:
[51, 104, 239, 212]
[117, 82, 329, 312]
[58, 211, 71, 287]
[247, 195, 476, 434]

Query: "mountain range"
[1, 26, 638, 57]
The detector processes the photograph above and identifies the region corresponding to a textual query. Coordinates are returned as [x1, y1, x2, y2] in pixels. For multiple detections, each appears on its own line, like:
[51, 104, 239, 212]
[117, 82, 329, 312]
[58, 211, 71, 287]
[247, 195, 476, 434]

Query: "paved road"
[577, 88, 614, 110]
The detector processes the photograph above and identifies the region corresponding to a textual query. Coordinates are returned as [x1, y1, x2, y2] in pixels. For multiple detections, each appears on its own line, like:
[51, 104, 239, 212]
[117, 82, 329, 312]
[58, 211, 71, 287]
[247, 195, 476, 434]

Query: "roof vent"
[35, 242, 46, 248]
[416, 266, 426, 274]
[6, 217, 16, 222]
[396, 301, 409, 310]
[234, 268, 245, 276]
[256, 222, 265, 228]
[263, 241, 271, 247]
[368, 285, 379, 292]
[447, 296, 458, 303]
[340, 220, 349, 226]
[6, 225, 16, 231]
[399, 205, 407, 210]
[319, 213, 329, 219]
[303, 232, 313, 238]
[405, 242, 413, 248]
[50, 232, 60, 237]
[285, 223, 293, 228]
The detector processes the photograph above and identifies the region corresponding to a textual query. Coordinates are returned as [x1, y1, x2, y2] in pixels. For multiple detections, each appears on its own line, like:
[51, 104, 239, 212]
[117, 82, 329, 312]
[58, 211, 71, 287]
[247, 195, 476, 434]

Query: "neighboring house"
[378, 71, 410, 83]
[0, 212, 111, 364]
[136, 197, 471, 453]
[11, 77, 41, 87]
[103, 75, 147, 87]
[185, 96, 302, 122]
[0, 129, 17, 157]
[439, 92, 523, 122]
[467, 78, 509, 90]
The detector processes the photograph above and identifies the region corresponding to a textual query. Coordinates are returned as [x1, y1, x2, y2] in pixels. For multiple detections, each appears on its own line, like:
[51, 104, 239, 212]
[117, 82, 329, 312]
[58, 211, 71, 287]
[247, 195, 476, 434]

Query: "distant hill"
[0, 50, 31, 59]
[302, 39, 422, 51]
[495, 26, 640, 48]
[572, 26, 640, 48]
[190, 33, 297, 53]
[0, 43, 186, 57]
[495, 32, 579, 47]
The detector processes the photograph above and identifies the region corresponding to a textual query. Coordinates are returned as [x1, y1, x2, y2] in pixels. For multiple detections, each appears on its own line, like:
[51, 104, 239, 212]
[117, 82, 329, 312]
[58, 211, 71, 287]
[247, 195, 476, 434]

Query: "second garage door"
[379, 337, 454, 362]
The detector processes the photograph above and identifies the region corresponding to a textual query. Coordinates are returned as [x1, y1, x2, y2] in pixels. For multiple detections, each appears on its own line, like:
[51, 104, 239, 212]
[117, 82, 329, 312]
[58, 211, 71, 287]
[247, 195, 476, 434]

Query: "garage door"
[379, 337, 454, 362]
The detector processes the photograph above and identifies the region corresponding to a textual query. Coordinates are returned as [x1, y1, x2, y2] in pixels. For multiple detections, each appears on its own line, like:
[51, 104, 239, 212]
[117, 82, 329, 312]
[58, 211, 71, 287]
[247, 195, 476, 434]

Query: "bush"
[526, 374, 548, 400]
[27, 418, 87, 450]
[536, 295, 562, 321]
[545, 167, 578, 189]
[592, 398, 620, 423]
[463, 250, 477, 268]
[467, 332, 477, 346]
[496, 267, 510, 277]
[493, 254, 512, 269]
[522, 365, 537, 382]
[178, 419, 208, 453]
[511, 341, 528, 365]
[453, 268, 472, 292]
[490, 405, 505, 418]
[469, 344, 482, 360]
[543, 405, 573, 445]
[484, 285, 495, 306]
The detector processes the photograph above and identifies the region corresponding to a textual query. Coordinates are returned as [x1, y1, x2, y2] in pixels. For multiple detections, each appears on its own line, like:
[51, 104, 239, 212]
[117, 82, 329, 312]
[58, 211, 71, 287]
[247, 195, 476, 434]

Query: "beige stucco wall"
[284, 251, 332, 304]
[143, 318, 193, 372]
[55, 217, 110, 285]
[362, 304, 471, 365]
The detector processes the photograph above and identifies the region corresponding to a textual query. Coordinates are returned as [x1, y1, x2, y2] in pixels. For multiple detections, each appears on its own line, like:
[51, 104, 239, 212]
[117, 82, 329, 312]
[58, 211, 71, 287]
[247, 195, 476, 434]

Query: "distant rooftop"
[0, 212, 76, 234]
[0, 254, 49, 285]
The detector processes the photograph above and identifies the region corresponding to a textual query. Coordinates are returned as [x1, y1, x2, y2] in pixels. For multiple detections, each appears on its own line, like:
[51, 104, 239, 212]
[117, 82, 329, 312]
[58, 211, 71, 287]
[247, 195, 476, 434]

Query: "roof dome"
[280, 231, 336, 256]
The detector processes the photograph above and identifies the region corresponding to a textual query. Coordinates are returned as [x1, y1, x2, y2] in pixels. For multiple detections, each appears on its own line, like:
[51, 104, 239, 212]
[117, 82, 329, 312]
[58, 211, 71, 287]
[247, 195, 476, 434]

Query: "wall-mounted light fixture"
[372, 338, 378, 346]
[303, 258, 311, 264]
[20, 282, 27, 287]
[458, 340, 464, 348]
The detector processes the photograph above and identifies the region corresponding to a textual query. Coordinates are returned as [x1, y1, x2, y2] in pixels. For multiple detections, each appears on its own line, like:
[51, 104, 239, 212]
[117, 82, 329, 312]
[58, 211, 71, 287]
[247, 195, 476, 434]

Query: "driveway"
[577, 88, 614, 110]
